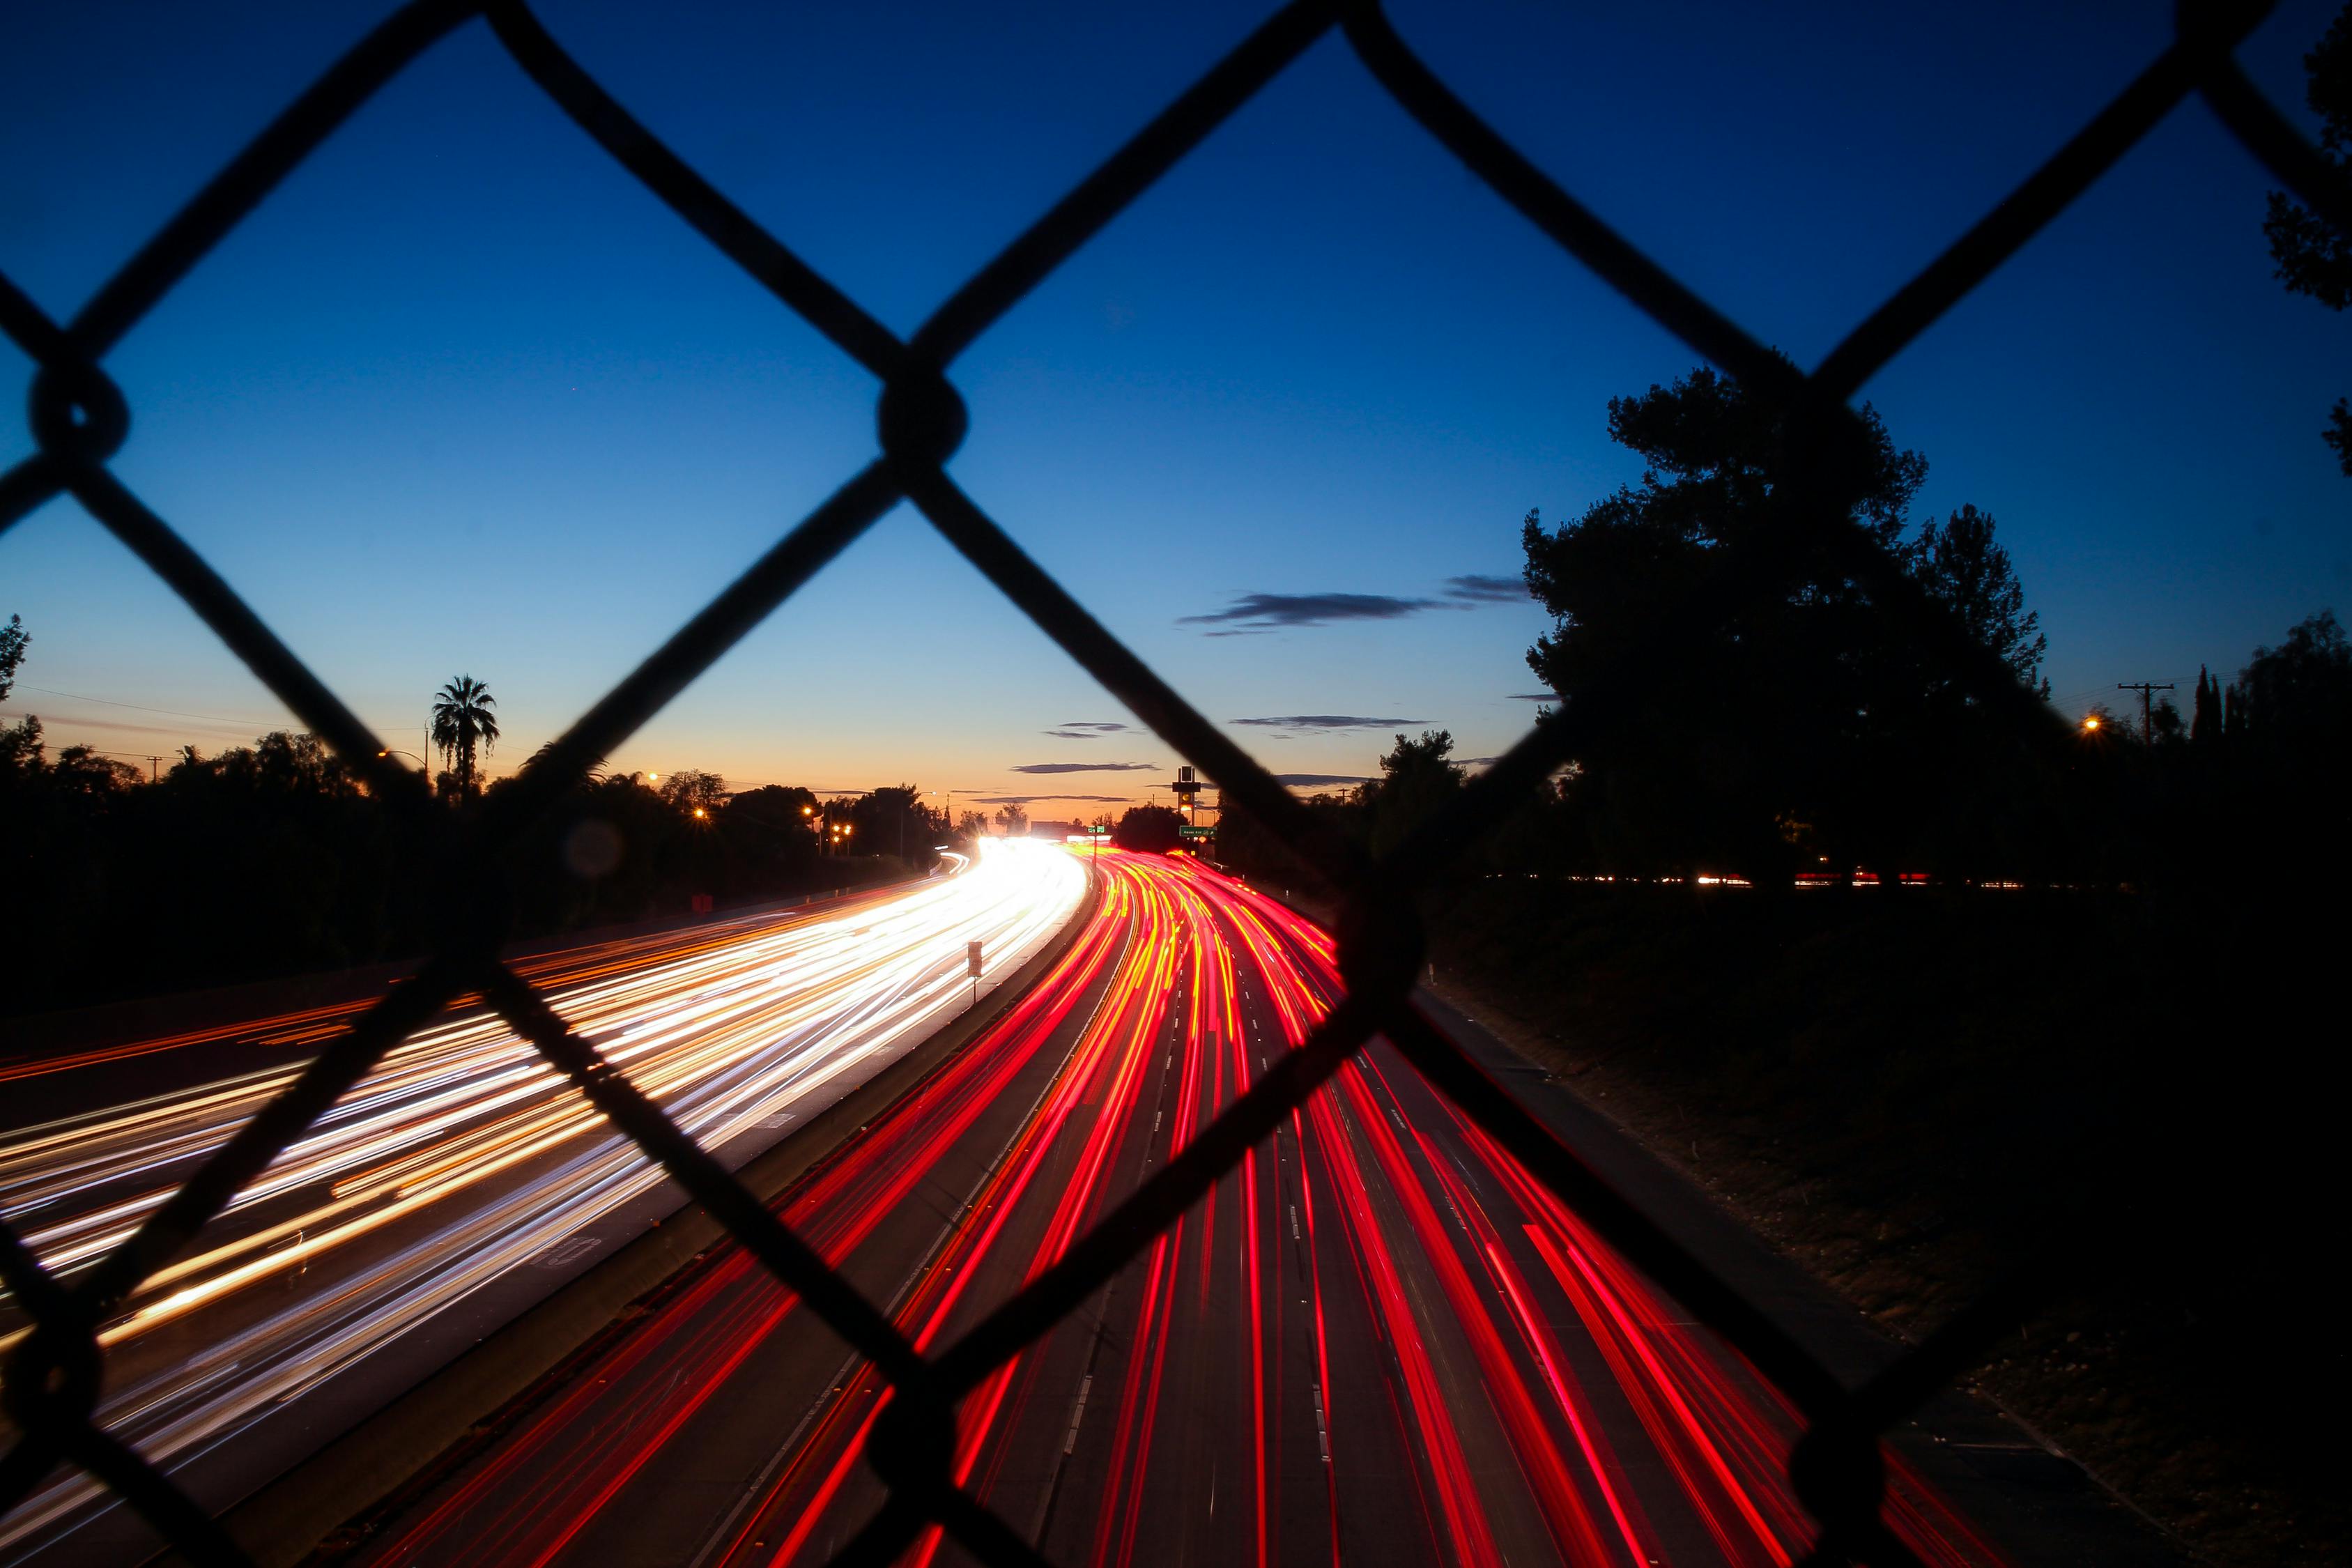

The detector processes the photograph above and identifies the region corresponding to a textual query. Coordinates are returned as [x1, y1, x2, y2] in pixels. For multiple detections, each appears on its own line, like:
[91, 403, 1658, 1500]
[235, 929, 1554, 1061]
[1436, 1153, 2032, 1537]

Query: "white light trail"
[0, 839, 1084, 1557]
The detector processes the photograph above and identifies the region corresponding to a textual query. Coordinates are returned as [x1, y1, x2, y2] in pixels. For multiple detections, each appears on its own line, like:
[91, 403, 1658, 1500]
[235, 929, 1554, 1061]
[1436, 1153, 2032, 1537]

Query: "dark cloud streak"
[1010, 761, 1160, 774]
[1444, 574, 1530, 602]
[1231, 714, 1427, 730]
[1179, 591, 1438, 630]
[972, 793, 1133, 804]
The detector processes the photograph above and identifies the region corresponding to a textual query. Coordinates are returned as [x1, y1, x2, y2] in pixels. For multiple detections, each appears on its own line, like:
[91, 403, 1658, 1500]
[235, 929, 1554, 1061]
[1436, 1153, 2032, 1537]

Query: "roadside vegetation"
[0, 631, 955, 1018]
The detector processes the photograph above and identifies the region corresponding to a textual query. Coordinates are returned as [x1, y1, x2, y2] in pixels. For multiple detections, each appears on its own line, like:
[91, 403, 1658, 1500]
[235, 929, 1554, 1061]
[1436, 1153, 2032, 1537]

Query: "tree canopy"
[2261, 1, 2352, 474]
[1516, 360, 2057, 876]
[1113, 804, 1184, 854]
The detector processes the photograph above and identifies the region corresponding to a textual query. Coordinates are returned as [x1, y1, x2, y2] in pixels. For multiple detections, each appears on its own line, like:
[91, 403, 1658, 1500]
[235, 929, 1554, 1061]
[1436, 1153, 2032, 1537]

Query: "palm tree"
[431, 675, 499, 800]
[522, 739, 606, 788]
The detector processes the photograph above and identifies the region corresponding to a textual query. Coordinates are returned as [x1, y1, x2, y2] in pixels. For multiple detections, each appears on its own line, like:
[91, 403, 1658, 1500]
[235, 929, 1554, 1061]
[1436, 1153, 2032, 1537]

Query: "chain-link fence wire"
[3, 0, 2346, 1562]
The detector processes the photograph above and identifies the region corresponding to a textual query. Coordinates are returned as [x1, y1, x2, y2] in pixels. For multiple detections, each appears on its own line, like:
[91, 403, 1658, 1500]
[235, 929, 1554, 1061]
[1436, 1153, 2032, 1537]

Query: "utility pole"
[146, 755, 162, 783]
[2117, 681, 2174, 746]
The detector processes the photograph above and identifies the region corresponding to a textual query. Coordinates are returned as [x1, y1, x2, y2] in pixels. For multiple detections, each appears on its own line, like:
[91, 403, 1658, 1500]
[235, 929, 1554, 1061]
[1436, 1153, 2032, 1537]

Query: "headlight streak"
[0, 840, 1084, 1560]
[358, 850, 2010, 1568]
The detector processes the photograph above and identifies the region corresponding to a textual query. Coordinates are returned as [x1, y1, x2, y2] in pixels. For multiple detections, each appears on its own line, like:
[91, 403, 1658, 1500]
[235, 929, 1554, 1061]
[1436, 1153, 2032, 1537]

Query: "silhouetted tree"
[847, 785, 941, 865]
[1905, 505, 2048, 695]
[0, 613, 38, 776]
[431, 675, 500, 801]
[1362, 729, 1464, 859]
[659, 769, 728, 817]
[2235, 609, 2352, 735]
[0, 613, 24, 700]
[1114, 804, 1185, 854]
[2192, 667, 2221, 748]
[2262, 1, 2352, 474]
[1521, 356, 1937, 876]
[993, 802, 1029, 836]
[520, 740, 606, 788]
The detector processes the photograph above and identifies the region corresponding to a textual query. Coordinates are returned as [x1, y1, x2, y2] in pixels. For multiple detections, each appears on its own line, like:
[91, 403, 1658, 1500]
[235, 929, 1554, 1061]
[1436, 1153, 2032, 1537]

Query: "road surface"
[0, 840, 1084, 1566]
[359, 850, 2006, 1568]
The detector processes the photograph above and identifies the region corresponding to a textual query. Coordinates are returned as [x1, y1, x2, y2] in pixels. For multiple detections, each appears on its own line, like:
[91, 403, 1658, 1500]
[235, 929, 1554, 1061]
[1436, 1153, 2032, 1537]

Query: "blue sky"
[3, 1, 2346, 808]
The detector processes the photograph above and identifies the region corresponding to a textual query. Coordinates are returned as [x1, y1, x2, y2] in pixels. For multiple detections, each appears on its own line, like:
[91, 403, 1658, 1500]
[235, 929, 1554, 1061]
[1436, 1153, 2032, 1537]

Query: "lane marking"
[1062, 1374, 1093, 1455]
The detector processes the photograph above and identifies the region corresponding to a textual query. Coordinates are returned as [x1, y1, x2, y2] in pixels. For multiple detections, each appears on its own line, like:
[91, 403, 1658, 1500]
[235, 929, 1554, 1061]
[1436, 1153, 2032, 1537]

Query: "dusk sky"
[3, 0, 2346, 810]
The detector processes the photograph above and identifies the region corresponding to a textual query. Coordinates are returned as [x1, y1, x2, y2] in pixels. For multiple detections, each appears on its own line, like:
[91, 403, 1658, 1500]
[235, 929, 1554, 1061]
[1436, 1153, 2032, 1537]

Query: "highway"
[358, 850, 2008, 1568]
[0, 840, 1086, 1566]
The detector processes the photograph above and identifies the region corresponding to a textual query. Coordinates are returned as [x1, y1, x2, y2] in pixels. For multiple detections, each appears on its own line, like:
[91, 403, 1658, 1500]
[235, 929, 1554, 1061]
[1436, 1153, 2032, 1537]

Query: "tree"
[848, 785, 939, 863]
[659, 769, 728, 817]
[521, 740, 606, 787]
[0, 613, 24, 702]
[1362, 729, 1464, 859]
[1113, 804, 1184, 853]
[2261, 2, 2352, 475]
[2192, 667, 2222, 748]
[1904, 505, 2047, 694]
[992, 802, 1029, 836]
[430, 675, 500, 801]
[1521, 356, 1931, 875]
[1, 614, 39, 778]
[2234, 609, 2352, 737]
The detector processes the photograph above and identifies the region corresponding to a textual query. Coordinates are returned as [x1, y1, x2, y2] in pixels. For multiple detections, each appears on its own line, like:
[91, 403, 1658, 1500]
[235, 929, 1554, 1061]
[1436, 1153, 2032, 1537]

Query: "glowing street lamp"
[2081, 714, 2102, 733]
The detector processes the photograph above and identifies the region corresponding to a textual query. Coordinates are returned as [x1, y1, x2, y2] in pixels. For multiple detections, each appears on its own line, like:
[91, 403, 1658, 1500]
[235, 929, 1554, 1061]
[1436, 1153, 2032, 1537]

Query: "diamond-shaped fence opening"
[3, 1, 2346, 1565]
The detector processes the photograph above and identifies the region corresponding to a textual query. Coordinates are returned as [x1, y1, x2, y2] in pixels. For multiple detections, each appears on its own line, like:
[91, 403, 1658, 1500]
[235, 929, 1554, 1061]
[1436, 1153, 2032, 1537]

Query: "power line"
[9, 683, 289, 728]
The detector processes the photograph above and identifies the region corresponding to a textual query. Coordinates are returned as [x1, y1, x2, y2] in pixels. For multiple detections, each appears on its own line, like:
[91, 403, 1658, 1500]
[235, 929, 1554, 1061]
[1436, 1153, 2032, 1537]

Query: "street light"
[377, 750, 430, 794]
[2082, 714, 2102, 733]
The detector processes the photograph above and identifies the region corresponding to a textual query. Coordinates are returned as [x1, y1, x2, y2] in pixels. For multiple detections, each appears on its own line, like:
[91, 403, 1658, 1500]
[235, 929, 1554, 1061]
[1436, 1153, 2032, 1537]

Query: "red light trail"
[365, 850, 2007, 1568]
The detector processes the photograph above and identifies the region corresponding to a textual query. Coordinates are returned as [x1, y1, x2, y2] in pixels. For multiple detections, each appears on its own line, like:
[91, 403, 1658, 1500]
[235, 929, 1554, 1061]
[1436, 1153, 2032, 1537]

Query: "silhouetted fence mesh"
[3, 2, 2345, 1563]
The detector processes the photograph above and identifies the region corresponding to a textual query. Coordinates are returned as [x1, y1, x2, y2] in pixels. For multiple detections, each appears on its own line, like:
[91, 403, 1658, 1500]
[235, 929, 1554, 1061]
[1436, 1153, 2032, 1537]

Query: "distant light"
[693, 807, 707, 819]
[2082, 715, 2100, 732]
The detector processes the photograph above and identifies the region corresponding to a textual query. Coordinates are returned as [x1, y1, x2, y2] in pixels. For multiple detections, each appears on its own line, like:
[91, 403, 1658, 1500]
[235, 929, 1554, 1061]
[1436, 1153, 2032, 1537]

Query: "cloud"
[1506, 691, 1556, 701]
[1043, 730, 1100, 739]
[1273, 773, 1369, 787]
[1183, 576, 1529, 633]
[1058, 721, 1127, 731]
[1010, 761, 1160, 774]
[1230, 715, 1427, 731]
[1444, 574, 1530, 603]
[1180, 592, 1439, 631]
[971, 793, 1135, 804]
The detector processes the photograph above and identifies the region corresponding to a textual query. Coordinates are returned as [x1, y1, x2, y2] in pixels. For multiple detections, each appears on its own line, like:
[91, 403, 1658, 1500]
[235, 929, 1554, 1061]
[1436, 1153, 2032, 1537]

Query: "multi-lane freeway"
[0, 840, 1085, 1566]
[358, 850, 2007, 1568]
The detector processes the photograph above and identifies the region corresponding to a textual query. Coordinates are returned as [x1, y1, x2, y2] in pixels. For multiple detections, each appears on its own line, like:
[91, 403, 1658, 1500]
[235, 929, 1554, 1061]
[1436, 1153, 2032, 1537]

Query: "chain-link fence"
[3, 1, 2344, 1564]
